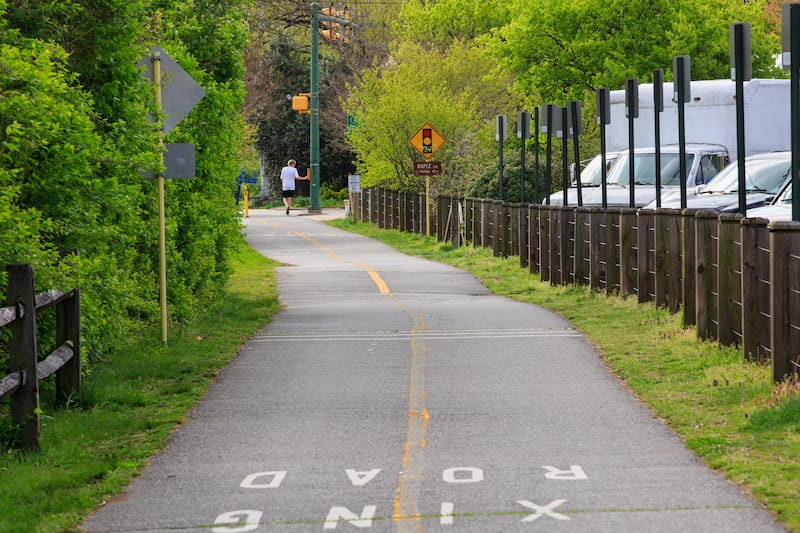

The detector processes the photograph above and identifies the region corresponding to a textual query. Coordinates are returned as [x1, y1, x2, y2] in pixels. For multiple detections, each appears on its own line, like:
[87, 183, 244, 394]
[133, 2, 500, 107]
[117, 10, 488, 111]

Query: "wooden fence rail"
[366, 188, 800, 383]
[0, 264, 80, 452]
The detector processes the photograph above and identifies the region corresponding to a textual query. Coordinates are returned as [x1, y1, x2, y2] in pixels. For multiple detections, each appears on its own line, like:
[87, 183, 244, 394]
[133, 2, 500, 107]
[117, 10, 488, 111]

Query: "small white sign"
[348, 174, 361, 193]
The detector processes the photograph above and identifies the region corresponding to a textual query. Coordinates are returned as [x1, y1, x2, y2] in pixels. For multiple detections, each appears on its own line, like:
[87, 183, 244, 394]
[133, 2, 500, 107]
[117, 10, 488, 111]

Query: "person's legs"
[282, 190, 294, 214]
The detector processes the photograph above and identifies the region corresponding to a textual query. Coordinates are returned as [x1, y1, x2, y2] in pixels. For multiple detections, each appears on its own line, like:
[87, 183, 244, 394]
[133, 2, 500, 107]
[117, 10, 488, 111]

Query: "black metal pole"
[625, 78, 638, 209]
[520, 129, 526, 203]
[733, 23, 748, 216]
[597, 88, 609, 209]
[498, 115, 504, 201]
[675, 56, 690, 209]
[792, 6, 800, 221]
[562, 107, 569, 206]
[534, 107, 540, 204]
[654, 69, 664, 208]
[545, 105, 554, 205]
[571, 100, 582, 206]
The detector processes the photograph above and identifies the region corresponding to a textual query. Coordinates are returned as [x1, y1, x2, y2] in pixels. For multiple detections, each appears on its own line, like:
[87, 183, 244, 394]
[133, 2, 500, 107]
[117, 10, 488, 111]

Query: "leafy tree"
[344, 40, 509, 196]
[398, 0, 512, 48]
[487, 0, 783, 104]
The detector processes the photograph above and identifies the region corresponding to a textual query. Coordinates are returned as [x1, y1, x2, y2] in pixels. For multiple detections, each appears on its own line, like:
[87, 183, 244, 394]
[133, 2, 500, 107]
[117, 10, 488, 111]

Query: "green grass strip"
[328, 219, 800, 532]
[0, 242, 280, 533]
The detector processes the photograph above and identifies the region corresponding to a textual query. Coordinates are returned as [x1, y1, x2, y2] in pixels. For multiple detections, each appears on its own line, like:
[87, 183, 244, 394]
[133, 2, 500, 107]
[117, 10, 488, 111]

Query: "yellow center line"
[257, 219, 428, 531]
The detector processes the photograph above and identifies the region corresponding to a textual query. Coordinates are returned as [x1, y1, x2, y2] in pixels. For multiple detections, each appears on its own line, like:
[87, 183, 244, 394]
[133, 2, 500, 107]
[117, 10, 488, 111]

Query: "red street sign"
[414, 161, 442, 176]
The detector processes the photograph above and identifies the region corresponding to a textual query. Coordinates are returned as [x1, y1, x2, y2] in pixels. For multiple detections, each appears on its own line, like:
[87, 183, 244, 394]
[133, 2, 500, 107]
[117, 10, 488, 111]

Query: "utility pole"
[302, 2, 353, 213]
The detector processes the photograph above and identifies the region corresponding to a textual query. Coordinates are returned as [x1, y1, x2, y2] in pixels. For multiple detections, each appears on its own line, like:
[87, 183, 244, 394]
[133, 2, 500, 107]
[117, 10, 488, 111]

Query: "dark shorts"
[282, 190, 295, 198]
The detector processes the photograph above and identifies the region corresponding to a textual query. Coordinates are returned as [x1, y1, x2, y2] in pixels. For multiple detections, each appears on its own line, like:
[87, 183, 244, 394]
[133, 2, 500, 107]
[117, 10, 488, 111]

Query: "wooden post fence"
[1, 264, 80, 452]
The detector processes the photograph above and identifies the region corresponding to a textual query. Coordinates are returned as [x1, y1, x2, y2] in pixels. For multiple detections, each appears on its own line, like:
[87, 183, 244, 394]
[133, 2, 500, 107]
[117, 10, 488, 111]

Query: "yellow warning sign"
[408, 123, 445, 160]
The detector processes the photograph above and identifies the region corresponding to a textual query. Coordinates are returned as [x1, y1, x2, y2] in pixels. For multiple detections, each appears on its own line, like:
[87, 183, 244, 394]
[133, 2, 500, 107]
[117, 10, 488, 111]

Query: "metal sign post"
[784, 4, 800, 221]
[625, 78, 639, 209]
[348, 174, 360, 223]
[653, 69, 664, 208]
[533, 106, 541, 204]
[731, 22, 752, 216]
[596, 88, 610, 209]
[569, 101, 583, 206]
[139, 46, 205, 343]
[496, 115, 506, 200]
[517, 111, 531, 202]
[673, 55, 691, 209]
[542, 104, 559, 205]
[560, 107, 569, 206]
[409, 123, 446, 236]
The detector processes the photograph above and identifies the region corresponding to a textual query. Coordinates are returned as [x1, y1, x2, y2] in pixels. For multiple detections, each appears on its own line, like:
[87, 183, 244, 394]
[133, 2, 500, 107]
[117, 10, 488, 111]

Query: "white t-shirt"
[280, 165, 300, 191]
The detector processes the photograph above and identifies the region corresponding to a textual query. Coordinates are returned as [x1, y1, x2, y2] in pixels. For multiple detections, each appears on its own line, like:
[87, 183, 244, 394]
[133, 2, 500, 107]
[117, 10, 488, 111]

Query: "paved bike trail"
[81, 208, 784, 532]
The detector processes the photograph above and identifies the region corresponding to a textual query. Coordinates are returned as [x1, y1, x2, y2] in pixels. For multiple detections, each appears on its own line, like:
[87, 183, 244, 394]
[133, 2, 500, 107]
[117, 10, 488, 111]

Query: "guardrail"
[361, 189, 800, 383]
[0, 264, 80, 452]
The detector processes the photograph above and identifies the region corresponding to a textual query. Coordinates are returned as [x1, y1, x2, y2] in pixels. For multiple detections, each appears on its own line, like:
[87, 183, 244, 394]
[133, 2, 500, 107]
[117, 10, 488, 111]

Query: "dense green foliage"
[1, 0, 249, 369]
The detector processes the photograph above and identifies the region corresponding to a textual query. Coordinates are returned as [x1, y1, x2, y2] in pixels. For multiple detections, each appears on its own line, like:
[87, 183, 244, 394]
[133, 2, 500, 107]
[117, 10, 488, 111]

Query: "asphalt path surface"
[82, 207, 785, 532]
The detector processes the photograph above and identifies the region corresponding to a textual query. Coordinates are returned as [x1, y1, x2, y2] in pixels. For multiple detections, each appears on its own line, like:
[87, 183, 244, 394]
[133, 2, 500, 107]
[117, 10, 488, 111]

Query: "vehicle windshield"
[778, 185, 793, 204]
[700, 157, 790, 194]
[607, 152, 694, 187]
[579, 154, 617, 186]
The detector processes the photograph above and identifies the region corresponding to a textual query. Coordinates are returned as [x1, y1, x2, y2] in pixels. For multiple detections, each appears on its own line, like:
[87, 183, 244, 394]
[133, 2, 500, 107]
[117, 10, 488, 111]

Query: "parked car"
[643, 151, 791, 212]
[746, 176, 795, 222]
[571, 144, 728, 208]
[547, 152, 620, 206]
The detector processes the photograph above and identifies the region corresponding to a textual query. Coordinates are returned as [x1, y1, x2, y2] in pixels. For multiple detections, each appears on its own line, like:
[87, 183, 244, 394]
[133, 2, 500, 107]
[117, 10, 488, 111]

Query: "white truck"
[549, 78, 791, 207]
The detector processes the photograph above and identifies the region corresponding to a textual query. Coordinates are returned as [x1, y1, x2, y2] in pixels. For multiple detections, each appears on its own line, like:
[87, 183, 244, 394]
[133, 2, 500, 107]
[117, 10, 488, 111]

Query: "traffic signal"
[291, 93, 310, 114]
[422, 128, 433, 154]
[321, 5, 340, 41]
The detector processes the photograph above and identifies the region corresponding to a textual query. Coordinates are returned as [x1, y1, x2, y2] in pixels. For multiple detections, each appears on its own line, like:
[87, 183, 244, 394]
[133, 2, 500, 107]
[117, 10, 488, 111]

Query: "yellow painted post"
[153, 51, 168, 344]
[243, 186, 249, 218]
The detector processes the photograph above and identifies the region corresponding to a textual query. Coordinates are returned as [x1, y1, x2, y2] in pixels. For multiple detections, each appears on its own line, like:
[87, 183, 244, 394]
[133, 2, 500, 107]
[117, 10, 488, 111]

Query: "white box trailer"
[607, 78, 791, 160]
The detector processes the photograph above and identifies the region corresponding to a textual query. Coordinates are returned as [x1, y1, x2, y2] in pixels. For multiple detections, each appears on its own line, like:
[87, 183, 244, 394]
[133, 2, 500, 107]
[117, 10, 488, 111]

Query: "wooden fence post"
[587, 207, 605, 290]
[509, 204, 520, 258]
[550, 207, 562, 285]
[654, 208, 670, 308]
[574, 207, 590, 286]
[464, 198, 473, 243]
[492, 201, 503, 257]
[741, 217, 770, 362]
[393, 190, 400, 229]
[528, 204, 540, 275]
[56, 288, 81, 405]
[559, 206, 575, 285]
[399, 191, 407, 231]
[6, 264, 41, 452]
[619, 208, 638, 296]
[695, 211, 718, 341]
[519, 203, 530, 268]
[769, 221, 800, 382]
[482, 200, 492, 249]
[450, 196, 461, 248]
[664, 210, 683, 314]
[539, 205, 551, 282]
[503, 202, 511, 257]
[681, 209, 700, 326]
[605, 208, 622, 295]
[637, 209, 655, 303]
[717, 213, 744, 347]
